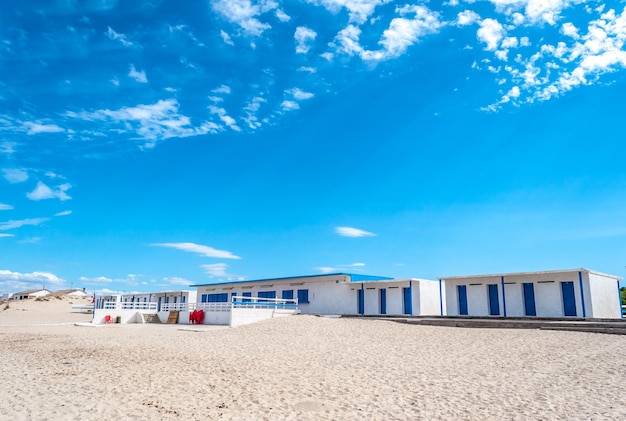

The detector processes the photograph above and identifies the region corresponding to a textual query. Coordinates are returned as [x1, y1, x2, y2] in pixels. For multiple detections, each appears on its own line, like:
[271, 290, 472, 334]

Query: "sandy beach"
[0, 298, 624, 420]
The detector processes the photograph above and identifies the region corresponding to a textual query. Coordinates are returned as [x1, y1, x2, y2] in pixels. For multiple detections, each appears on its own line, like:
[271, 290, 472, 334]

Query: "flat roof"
[439, 268, 622, 281]
[190, 273, 393, 288]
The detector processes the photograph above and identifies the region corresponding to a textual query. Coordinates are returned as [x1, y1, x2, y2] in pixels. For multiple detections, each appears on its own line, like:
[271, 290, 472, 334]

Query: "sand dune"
[0, 298, 624, 420]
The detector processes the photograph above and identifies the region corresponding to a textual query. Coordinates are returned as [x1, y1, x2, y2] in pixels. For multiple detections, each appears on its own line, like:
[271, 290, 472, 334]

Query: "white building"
[192, 273, 445, 317]
[12, 288, 52, 300]
[441, 269, 622, 319]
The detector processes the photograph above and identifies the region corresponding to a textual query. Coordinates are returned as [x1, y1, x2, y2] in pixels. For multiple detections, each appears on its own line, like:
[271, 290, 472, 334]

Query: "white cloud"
[286, 88, 314, 100]
[79, 276, 114, 284]
[212, 0, 277, 36]
[106, 27, 133, 47]
[308, 0, 391, 25]
[561, 22, 580, 39]
[374, 5, 442, 59]
[457, 10, 481, 26]
[128, 65, 148, 83]
[67, 99, 220, 147]
[23, 122, 65, 135]
[209, 106, 241, 132]
[295, 26, 317, 54]
[212, 85, 232, 94]
[162, 276, 194, 286]
[316, 266, 337, 274]
[0, 217, 50, 231]
[276, 9, 290, 22]
[281, 100, 299, 111]
[55, 210, 72, 217]
[201, 263, 229, 277]
[0, 269, 65, 290]
[332, 5, 442, 61]
[220, 30, 234, 45]
[0, 142, 16, 155]
[152, 242, 241, 259]
[2, 168, 28, 183]
[335, 226, 376, 237]
[477, 18, 506, 51]
[0, 203, 14, 210]
[297, 66, 317, 73]
[27, 182, 72, 201]
[0, 233, 14, 238]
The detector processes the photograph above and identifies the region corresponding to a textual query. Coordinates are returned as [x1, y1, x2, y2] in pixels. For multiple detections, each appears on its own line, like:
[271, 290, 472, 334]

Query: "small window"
[201, 294, 208, 303]
[282, 290, 294, 300]
[297, 289, 309, 304]
[242, 292, 252, 303]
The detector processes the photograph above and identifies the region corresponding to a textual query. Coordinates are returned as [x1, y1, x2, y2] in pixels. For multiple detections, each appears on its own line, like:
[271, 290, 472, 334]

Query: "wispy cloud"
[0, 233, 15, 238]
[0, 204, 14, 210]
[0, 142, 16, 155]
[27, 182, 72, 201]
[220, 30, 234, 46]
[162, 276, 194, 286]
[55, 210, 72, 217]
[0, 217, 50, 231]
[67, 99, 220, 148]
[200, 263, 245, 280]
[335, 226, 377, 237]
[316, 262, 366, 273]
[106, 26, 133, 47]
[128, 65, 148, 83]
[23, 122, 65, 135]
[209, 106, 241, 132]
[152, 242, 241, 259]
[2, 168, 28, 183]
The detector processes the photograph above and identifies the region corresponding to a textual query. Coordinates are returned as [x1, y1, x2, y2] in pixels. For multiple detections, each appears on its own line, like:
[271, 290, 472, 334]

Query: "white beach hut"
[441, 268, 622, 319]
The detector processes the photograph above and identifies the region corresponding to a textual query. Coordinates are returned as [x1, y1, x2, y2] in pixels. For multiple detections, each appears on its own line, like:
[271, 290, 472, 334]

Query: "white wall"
[587, 272, 621, 318]
[418, 280, 445, 316]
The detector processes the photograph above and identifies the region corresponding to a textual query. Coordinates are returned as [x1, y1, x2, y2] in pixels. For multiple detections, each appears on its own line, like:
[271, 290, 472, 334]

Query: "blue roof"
[190, 273, 393, 288]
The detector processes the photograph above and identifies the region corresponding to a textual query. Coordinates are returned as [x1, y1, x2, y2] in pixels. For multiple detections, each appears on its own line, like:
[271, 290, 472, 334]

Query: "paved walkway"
[365, 316, 626, 335]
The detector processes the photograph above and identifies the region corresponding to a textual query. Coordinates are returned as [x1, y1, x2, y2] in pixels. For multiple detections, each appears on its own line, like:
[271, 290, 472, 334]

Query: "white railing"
[231, 295, 298, 309]
[102, 301, 157, 311]
[160, 302, 232, 312]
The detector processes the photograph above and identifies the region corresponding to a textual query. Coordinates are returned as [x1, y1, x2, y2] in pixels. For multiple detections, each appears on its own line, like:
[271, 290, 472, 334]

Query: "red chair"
[105, 315, 112, 324]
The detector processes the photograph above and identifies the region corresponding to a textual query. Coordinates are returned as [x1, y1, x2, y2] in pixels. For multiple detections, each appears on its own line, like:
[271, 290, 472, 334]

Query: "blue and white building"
[441, 268, 623, 319]
[192, 273, 446, 317]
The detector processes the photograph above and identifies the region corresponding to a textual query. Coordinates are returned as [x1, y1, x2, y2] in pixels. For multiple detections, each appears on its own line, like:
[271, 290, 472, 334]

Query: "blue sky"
[1, 0, 626, 295]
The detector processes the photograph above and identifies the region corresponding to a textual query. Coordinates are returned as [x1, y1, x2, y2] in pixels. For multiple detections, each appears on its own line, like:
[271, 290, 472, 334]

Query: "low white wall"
[230, 307, 298, 327]
[93, 309, 146, 324]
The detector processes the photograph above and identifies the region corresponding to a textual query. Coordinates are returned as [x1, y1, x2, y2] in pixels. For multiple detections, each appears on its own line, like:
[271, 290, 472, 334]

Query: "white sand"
[1, 298, 625, 420]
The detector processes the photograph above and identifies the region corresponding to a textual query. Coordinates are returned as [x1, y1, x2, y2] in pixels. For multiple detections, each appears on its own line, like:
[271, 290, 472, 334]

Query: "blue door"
[523, 283, 536, 316]
[403, 287, 412, 315]
[457, 285, 468, 315]
[561, 281, 577, 316]
[158, 297, 162, 311]
[357, 289, 364, 315]
[488, 284, 500, 316]
[379, 289, 386, 315]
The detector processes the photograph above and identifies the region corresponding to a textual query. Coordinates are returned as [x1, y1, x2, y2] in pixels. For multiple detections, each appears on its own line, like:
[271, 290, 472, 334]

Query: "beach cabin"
[93, 290, 197, 324]
[441, 269, 622, 319]
[192, 273, 445, 317]
[11, 288, 52, 300]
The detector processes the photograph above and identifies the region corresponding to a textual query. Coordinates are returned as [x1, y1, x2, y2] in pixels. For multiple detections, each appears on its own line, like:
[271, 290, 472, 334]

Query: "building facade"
[441, 269, 622, 319]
